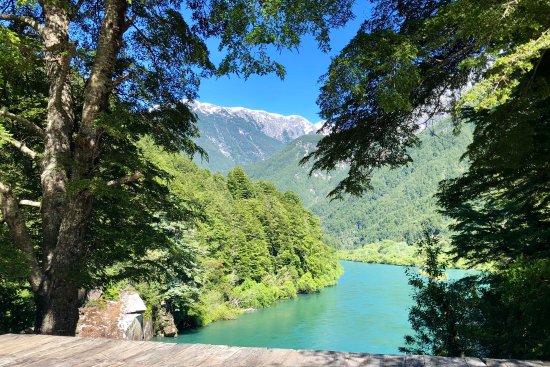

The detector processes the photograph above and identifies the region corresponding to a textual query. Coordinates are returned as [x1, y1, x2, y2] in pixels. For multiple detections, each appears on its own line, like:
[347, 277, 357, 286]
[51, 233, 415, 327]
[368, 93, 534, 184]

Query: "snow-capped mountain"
[190, 101, 321, 172]
[192, 101, 317, 142]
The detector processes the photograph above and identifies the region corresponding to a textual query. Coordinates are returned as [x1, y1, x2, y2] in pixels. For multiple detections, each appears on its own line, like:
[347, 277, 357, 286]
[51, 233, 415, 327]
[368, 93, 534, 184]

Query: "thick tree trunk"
[31, 0, 128, 335]
[41, 4, 74, 266]
[34, 275, 80, 336]
[30, 3, 80, 336]
[34, 191, 94, 335]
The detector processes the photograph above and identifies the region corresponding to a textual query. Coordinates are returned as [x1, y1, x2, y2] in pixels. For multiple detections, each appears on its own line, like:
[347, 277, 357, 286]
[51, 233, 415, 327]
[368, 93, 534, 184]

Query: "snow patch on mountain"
[207, 136, 231, 158]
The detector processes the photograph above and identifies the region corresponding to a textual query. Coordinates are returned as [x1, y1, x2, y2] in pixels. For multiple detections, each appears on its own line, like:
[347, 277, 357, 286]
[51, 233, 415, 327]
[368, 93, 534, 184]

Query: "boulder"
[158, 306, 178, 337]
[121, 292, 147, 314]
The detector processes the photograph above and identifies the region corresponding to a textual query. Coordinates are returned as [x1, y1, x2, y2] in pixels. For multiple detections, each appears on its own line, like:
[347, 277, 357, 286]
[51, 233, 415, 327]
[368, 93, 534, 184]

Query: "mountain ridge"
[190, 101, 321, 172]
[245, 120, 473, 248]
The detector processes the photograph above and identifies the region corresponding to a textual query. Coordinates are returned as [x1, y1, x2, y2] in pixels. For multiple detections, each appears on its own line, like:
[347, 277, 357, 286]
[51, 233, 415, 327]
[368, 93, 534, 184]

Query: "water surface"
[159, 261, 470, 354]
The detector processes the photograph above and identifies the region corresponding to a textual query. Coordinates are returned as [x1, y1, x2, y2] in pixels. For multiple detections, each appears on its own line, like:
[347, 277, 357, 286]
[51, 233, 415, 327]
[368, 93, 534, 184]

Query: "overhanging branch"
[4, 136, 39, 159]
[112, 73, 129, 88]
[0, 14, 44, 38]
[0, 182, 43, 292]
[0, 108, 45, 137]
[107, 171, 144, 186]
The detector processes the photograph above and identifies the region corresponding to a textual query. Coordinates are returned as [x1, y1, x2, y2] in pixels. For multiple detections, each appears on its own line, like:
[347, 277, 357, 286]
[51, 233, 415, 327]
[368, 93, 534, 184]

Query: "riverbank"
[337, 240, 477, 270]
[160, 262, 422, 353]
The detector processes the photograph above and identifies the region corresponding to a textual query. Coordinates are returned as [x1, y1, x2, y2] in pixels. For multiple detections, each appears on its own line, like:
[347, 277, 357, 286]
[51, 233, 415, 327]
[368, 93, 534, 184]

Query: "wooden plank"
[61, 338, 115, 361]
[79, 338, 142, 362]
[0, 335, 547, 367]
[0, 334, 53, 353]
[31, 337, 99, 361]
[10, 335, 86, 359]
[366, 353, 405, 367]
[0, 355, 18, 366]
[197, 346, 268, 367]
[120, 342, 192, 365]
[111, 340, 180, 364]
[181, 344, 243, 366]
[177, 344, 243, 367]
[341, 352, 376, 367]
[256, 348, 309, 367]
[157, 343, 224, 366]
[423, 355, 440, 367]
[465, 357, 487, 367]
[0, 334, 26, 346]
[295, 349, 350, 367]
[485, 360, 514, 367]
[404, 354, 425, 367]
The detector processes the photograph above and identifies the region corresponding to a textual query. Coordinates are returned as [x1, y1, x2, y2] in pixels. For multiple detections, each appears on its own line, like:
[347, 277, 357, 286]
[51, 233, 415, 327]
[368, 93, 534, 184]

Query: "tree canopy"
[304, 0, 550, 197]
[0, 0, 353, 334]
[303, 0, 550, 359]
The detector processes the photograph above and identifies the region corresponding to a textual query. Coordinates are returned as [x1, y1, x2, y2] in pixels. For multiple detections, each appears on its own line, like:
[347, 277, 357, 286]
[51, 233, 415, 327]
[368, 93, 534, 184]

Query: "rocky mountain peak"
[190, 101, 317, 143]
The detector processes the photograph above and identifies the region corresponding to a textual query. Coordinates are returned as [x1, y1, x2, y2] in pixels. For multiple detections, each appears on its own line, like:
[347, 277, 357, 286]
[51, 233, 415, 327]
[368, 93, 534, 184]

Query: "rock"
[124, 316, 144, 341]
[78, 290, 149, 341]
[121, 292, 147, 314]
[163, 324, 178, 338]
[86, 289, 103, 302]
[158, 306, 178, 338]
[143, 318, 153, 341]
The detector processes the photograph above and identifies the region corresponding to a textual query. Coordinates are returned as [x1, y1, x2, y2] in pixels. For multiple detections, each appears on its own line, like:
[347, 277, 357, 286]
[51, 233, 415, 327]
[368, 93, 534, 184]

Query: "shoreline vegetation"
[133, 143, 344, 330]
[337, 240, 476, 270]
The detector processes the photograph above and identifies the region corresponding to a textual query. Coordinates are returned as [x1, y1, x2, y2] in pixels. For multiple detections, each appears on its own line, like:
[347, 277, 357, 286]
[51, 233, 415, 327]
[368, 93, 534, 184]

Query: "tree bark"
[41, 2, 74, 267]
[34, 275, 80, 336]
[31, 0, 128, 335]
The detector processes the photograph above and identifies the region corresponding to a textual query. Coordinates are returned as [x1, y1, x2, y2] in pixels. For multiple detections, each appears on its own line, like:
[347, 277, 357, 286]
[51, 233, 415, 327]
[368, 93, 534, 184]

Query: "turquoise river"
[158, 261, 471, 354]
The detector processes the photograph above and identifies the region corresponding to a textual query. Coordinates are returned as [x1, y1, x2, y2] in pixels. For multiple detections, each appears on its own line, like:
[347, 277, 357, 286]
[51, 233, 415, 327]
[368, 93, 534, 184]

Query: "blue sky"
[197, 3, 372, 123]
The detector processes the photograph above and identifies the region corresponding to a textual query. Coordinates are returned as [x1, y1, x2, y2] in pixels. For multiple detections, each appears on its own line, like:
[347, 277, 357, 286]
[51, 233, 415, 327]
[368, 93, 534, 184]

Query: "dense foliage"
[304, 0, 549, 198]
[248, 119, 471, 248]
[137, 143, 342, 328]
[302, 0, 550, 359]
[402, 232, 550, 360]
[0, 0, 353, 334]
[438, 92, 550, 266]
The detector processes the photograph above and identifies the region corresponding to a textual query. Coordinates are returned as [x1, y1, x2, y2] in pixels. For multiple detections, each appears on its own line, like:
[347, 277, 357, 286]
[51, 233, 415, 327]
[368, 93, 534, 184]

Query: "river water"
[159, 261, 470, 354]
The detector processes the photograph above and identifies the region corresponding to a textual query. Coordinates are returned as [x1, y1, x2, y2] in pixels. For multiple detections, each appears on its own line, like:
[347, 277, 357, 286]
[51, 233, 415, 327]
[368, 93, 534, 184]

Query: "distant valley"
[191, 102, 472, 249]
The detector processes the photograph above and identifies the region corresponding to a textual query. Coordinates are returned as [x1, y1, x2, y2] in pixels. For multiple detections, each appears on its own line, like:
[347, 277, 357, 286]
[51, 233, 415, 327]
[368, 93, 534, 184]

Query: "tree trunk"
[1, 0, 128, 336]
[34, 191, 94, 335]
[30, 0, 127, 335]
[34, 275, 80, 336]
[41, 3, 74, 266]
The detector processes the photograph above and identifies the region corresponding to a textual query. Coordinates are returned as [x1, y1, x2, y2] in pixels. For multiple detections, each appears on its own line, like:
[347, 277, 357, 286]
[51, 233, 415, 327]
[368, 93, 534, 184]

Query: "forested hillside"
[1, 139, 342, 333]
[134, 141, 342, 328]
[247, 120, 472, 248]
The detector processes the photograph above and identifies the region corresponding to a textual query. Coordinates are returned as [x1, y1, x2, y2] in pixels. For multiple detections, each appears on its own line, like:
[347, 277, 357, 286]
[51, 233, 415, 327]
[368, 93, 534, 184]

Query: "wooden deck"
[0, 334, 547, 367]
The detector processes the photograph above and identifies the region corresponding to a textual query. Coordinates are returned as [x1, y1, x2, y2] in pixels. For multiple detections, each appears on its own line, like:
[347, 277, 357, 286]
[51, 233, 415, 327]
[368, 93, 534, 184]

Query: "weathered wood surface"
[0, 334, 547, 367]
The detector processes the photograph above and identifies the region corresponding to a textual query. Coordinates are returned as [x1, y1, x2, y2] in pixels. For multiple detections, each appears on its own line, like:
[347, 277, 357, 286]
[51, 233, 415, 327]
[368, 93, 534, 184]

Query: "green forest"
[138, 145, 342, 327]
[248, 119, 472, 248]
[1, 139, 342, 332]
